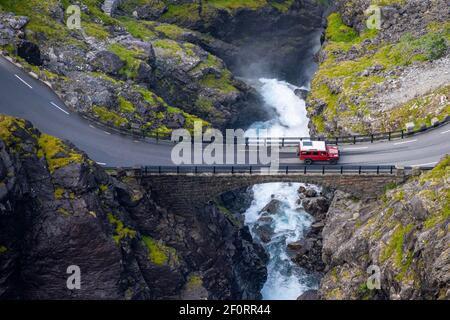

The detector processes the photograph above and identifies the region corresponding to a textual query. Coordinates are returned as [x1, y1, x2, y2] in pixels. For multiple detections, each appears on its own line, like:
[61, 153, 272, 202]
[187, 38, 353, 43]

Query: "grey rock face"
[90, 51, 125, 75]
[0, 117, 267, 300]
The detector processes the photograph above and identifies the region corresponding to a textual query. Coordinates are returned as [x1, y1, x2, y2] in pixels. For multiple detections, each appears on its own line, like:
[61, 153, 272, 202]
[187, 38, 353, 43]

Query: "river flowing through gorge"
[243, 79, 321, 300]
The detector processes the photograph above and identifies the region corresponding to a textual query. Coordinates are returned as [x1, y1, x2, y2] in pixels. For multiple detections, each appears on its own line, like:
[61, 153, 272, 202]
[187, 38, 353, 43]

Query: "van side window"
[313, 152, 319, 156]
[302, 152, 310, 155]
[321, 152, 327, 156]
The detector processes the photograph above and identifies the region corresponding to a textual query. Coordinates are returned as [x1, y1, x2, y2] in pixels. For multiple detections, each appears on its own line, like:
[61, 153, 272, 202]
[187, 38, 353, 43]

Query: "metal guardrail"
[134, 165, 433, 176]
[85, 113, 449, 147]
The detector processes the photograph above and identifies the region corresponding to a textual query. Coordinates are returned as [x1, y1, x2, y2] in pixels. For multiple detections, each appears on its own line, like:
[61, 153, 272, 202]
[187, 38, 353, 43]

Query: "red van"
[298, 140, 340, 165]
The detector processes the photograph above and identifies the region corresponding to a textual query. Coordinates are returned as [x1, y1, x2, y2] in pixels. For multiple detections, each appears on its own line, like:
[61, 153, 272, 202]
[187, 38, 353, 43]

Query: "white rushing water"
[244, 78, 319, 300]
[245, 78, 310, 137]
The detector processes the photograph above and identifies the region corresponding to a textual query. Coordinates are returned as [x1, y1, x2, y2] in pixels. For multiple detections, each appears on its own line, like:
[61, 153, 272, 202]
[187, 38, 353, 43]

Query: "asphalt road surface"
[1, 55, 449, 168]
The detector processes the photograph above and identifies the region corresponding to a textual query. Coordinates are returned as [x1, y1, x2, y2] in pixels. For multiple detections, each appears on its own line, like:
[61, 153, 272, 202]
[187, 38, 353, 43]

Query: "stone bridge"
[110, 167, 418, 214]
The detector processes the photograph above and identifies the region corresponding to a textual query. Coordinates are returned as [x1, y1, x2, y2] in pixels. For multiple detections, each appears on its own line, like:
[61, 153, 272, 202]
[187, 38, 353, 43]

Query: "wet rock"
[260, 199, 283, 215]
[253, 223, 274, 244]
[294, 88, 309, 100]
[297, 289, 319, 300]
[298, 186, 317, 198]
[301, 197, 330, 218]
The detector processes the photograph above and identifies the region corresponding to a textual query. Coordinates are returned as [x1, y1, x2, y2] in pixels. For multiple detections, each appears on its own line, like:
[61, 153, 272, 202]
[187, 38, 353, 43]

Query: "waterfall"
[244, 78, 319, 300]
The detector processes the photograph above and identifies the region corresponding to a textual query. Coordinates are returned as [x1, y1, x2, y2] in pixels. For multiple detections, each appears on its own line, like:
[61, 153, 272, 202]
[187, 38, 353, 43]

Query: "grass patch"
[154, 23, 185, 39]
[200, 71, 237, 93]
[380, 223, 413, 266]
[54, 187, 65, 200]
[118, 17, 157, 41]
[118, 96, 136, 113]
[326, 13, 358, 43]
[107, 213, 136, 245]
[92, 105, 129, 127]
[37, 134, 83, 173]
[109, 43, 143, 79]
[0, 116, 28, 151]
[83, 22, 110, 39]
[142, 236, 179, 267]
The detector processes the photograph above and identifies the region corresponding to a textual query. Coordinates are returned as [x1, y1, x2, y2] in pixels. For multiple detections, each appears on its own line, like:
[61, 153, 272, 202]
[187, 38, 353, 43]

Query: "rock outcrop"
[307, 0, 449, 136]
[0, 2, 264, 133]
[0, 115, 267, 299]
[318, 158, 449, 300]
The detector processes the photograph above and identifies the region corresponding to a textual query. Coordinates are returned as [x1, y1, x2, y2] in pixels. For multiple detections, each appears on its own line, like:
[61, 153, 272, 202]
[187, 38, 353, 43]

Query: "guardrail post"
[388, 132, 391, 141]
[194, 166, 198, 174]
[245, 137, 249, 147]
[358, 166, 362, 174]
[156, 132, 159, 143]
[371, 134, 374, 143]
[322, 166, 325, 175]
[286, 166, 288, 174]
[231, 166, 234, 175]
[401, 130, 404, 139]
[390, 166, 393, 174]
[335, 137, 338, 145]
[158, 166, 161, 174]
[353, 136, 356, 144]
[395, 165, 405, 177]
[377, 166, 380, 175]
[250, 166, 252, 175]
[304, 166, 307, 174]
[282, 138, 285, 147]
[177, 166, 180, 174]
[340, 166, 343, 174]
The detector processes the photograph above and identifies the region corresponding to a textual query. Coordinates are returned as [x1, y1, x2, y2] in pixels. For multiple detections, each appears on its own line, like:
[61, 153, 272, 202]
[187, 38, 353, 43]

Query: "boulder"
[90, 51, 125, 75]
[297, 289, 319, 300]
[253, 223, 274, 243]
[301, 196, 330, 218]
[298, 185, 317, 198]
[260, 199, 283, 214]
[132, 0, 168, 20]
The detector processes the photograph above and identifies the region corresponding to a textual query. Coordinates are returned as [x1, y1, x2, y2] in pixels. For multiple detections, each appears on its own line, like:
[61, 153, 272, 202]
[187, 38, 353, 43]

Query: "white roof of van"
[300, 140, 326, 151]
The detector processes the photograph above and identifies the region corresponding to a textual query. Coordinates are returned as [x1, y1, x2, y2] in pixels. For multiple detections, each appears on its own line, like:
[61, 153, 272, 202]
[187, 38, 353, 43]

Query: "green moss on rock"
[142, 235, 179, 267]
[92, 105, 129, 127]
[37, 134, 83, 173]
[107, 213, 137, 245]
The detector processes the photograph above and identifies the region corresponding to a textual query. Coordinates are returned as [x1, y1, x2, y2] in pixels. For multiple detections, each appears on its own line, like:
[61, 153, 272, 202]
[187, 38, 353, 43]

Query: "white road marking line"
[50, 102, 69, 115]
[134, 140, 139, 143]
[344, 147, 369, 151]
[104, 131, 111, 135]
[96, 162, 107, 166]
[14, 74, 32, 89]
[89, 124, 95, 129]
[411, 161, 437, 167]
[394, 139, 417, 145]
[441, 129, 450, 134]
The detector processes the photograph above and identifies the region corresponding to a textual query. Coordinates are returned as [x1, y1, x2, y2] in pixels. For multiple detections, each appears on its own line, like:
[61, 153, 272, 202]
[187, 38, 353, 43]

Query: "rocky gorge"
[0, 114, 267, 299]
[0, 0, 448, 301]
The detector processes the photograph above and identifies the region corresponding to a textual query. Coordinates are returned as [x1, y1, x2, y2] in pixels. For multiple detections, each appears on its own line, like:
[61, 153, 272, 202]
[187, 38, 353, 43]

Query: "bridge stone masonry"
[108, 166, 425, 215]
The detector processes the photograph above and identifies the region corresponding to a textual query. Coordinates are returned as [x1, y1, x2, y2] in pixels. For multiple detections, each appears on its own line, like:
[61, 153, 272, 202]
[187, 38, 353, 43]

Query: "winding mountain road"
[0, 55, 449, 168]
